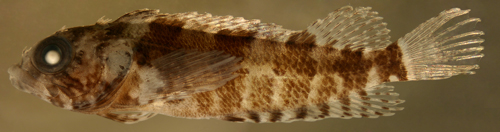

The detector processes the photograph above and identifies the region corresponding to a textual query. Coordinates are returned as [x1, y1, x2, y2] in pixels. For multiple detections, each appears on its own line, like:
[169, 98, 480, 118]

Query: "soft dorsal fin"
[305, 6, 392, 50]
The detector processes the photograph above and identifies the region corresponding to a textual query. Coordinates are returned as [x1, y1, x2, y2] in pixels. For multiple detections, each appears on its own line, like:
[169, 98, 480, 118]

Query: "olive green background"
[1, 0, 498, 131]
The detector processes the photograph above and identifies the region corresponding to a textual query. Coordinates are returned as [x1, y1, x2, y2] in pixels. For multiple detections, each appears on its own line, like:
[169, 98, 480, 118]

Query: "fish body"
[8, 6, 484, 124]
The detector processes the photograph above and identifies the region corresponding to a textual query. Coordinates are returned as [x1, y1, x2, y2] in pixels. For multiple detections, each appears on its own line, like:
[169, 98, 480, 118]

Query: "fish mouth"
[8, 64, 36, 93]
[8, 47, 39, 93]
[7, 54, 49, 99]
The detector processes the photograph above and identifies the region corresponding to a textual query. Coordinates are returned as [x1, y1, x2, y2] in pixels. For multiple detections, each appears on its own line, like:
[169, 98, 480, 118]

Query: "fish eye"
[32, 36, 72, 73]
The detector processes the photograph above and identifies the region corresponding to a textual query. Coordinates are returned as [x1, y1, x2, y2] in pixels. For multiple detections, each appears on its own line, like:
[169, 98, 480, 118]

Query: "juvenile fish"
[8, 6, 484, 124]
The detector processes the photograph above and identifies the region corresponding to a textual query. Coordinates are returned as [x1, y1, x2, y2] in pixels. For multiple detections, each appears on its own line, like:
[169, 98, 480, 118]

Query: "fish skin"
[8, 6, 483, 124]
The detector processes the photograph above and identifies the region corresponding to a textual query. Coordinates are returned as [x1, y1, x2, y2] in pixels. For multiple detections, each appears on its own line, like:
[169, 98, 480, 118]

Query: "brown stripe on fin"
[224, 115, 245, 122]
[248, 111, 261, 123]
[98, 112, 157, 124]
[295, 106, 308, 120]
[269, 110, 284, 122]
[304, 6, 391, 50]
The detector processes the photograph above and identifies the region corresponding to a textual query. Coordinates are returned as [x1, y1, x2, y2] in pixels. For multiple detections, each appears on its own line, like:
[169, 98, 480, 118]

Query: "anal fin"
[219, 84, 403, 123]
[98, 112, 158, 124]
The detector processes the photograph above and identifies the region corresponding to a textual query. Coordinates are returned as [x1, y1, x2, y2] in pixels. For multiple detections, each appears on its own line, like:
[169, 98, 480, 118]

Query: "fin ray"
[305, 6, 392, 50]
[139, 49, 242, 103]
[398, 8, 484, 81]
[218, 84, 402, 123]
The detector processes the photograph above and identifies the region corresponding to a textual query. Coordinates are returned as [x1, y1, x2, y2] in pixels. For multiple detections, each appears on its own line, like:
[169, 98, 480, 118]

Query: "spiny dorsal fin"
[305, 6, 392, 50]
[113, 10, 298, 42]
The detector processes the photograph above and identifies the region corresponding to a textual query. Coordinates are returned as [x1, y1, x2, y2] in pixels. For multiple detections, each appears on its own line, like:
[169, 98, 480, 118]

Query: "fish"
[8, 6, 484, 124]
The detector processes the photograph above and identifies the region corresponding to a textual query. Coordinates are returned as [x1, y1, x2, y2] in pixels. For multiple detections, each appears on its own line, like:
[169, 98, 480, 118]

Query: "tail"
[398, 8, 484, 81]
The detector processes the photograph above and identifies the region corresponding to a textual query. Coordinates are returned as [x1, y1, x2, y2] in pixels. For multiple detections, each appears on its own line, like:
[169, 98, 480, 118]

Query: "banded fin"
[219, 84, 403, 123]
[304, 6, 392, 50]
[149, 11, 297, 41]
[398, 8, 484, 80]
[138, 49, 242, 104]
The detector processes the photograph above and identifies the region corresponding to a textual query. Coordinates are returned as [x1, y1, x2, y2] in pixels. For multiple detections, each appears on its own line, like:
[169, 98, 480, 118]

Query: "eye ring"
[32, 36, 72, 73]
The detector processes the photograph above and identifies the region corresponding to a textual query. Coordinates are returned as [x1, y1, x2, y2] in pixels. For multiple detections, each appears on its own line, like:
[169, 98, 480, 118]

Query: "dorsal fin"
[111, 9, 298, 42]
[305, 6, 392, 50]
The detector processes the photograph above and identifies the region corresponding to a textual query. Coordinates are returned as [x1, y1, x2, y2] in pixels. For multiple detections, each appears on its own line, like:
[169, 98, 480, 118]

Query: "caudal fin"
[398, 8, 484, 81]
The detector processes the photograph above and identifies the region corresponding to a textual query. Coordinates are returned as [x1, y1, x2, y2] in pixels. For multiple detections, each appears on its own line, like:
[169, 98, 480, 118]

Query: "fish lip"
[8, 64, 31, 91]
[8, 58, 41, 95]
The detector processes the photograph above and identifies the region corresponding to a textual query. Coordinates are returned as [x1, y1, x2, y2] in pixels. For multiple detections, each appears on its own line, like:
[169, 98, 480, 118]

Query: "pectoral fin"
[137, 49, 242, 104]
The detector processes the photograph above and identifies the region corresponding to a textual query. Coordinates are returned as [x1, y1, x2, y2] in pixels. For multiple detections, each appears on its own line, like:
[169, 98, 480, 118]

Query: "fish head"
[8, 23, 134, 112]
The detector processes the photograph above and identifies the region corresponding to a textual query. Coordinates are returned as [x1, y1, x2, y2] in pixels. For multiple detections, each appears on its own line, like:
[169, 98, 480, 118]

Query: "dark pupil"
[42, 45, 62, 64]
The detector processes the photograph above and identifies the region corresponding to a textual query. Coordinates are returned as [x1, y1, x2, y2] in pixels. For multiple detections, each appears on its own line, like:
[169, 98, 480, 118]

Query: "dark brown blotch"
[373, 41, 408, 82]
[285, 31, 317, 48]
[269, 110, 283, 122]
[295, 106, 308, 119]
[343, 112, 352, 117]
[106, 22, 130, 36]
[194, 92, 214, 115]
[318, 103, 330, 117]
[213, 29, 256, 57]
[341, 106, 351, 111]
[248, 111, 261, 123]
[135, 18, 186, 66]
[225, 116, 245, 122]
[272, 68, 286, 76]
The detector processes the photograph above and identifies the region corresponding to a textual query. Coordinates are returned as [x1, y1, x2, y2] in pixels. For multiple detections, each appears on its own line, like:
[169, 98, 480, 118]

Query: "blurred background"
[0, 0, 498, 131]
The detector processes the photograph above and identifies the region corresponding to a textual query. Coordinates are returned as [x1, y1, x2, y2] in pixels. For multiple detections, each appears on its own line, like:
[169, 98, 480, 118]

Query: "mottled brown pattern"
[135, 18, 186, 66]
[280, 79, 311, 108]
[106, 22, 129, 36]
[269, 110, 283, 122]
[195, 92, 215, 115]
[248, 111, 261, 123]
[318, 103, 330, 117]
[113, 71, 141, 106]
[373, 41, 408, 82]
[285, 31, 317, 48]
[248, 76, 274, 110]
[284, 32, 318, 78]
[314, 75, 337, 104]
[213, 30, 256, 56]
[335, 47, 372, 101]
[343, 112, 352, 117]
[166, 99, 184, 105]
[341, 106, 351, 112]
[135, 16, 260, 117]
[157, 24, 409, 121]
[8, 7, 482, 124]
[63, 26, 96, 43]
[215, 77, 243, 114]
[295, 106, 308, 119]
